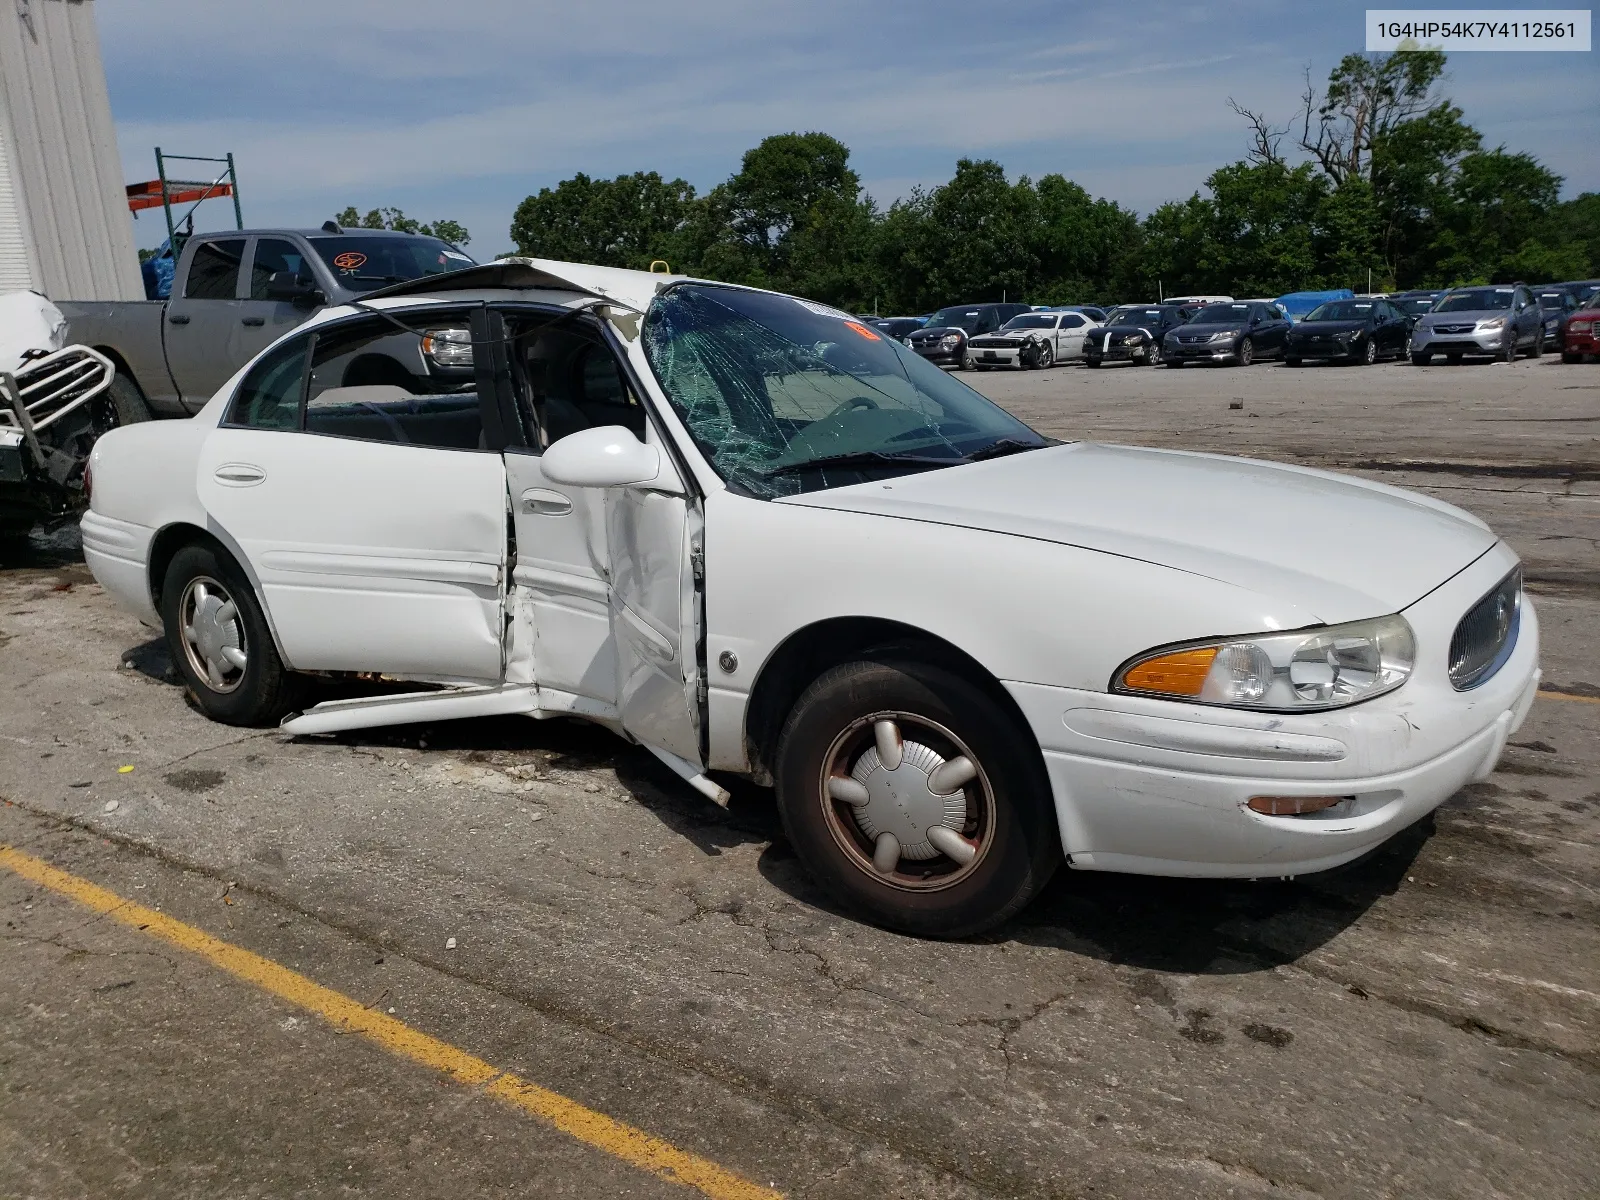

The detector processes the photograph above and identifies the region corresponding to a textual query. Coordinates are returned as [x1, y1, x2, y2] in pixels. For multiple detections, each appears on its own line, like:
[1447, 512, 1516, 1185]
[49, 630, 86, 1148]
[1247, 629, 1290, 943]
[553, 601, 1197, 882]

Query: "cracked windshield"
[642, 284, 1045, 498]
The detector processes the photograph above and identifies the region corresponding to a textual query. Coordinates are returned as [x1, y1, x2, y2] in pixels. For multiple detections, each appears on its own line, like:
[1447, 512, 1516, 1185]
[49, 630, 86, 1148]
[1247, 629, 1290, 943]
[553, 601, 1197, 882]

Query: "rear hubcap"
[180, 576, 248, 693]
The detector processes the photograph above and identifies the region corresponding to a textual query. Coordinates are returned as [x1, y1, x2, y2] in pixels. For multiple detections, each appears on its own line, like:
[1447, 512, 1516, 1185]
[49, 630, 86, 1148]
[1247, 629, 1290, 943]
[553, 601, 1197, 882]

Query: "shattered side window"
[641, 285, 1045, 498]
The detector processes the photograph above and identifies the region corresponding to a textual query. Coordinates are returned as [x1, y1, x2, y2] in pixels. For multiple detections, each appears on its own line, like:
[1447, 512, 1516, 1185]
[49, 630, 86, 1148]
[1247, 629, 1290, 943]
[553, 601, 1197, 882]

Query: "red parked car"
[1564, 299, 1599, 363]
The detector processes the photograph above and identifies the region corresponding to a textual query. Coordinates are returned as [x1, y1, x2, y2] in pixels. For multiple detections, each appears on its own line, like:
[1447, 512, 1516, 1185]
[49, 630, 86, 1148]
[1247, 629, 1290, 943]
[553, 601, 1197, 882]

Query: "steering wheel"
[824, 395, 880, 421]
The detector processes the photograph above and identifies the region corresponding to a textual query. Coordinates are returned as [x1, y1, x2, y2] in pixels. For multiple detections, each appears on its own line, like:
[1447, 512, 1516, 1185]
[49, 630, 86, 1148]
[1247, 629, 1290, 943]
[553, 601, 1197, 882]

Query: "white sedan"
[81, 259, 1540, 937]
[966, 310, 1101, 368]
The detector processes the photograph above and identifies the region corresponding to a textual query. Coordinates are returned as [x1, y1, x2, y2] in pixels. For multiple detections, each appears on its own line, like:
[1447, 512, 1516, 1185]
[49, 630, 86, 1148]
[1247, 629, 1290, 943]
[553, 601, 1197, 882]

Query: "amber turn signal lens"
[1120, 647, 1217, 697]
[1247, 795, 1347, 816]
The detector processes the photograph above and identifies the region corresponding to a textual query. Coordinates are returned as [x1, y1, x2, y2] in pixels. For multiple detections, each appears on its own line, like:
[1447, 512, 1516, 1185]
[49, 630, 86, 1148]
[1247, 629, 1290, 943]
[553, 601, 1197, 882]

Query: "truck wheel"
[774, 658, 1061, 938]
[106, 373, 152, 426]
[161, 542, 301, 727]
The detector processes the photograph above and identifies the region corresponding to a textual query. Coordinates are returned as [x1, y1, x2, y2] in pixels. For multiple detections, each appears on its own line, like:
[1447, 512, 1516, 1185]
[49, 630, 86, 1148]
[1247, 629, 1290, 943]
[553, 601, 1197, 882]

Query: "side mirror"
[541, 425, 667, 489]
[266, 271, 322, 306]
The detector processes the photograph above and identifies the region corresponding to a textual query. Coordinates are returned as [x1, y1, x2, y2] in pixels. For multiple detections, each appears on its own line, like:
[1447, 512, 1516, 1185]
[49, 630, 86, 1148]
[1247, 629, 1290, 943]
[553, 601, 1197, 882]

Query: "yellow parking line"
[1538, 688, 1600, 706]
[0, 844, 781, 1200]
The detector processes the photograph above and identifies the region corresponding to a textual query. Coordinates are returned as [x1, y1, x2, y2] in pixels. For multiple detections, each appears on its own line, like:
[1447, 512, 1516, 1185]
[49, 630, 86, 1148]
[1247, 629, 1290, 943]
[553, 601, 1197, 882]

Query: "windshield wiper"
[762, 450, 960, 477]
[960, 438, 1044, 463]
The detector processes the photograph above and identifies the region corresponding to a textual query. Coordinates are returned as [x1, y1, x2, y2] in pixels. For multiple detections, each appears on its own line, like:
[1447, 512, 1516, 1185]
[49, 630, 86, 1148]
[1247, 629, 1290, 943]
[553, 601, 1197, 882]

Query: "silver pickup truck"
[61, 226, 476, 417]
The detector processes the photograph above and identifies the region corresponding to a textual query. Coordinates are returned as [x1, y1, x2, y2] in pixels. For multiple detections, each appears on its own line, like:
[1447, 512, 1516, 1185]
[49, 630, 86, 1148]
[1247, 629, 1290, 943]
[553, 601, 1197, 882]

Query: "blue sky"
[98, 0, 1599, 257]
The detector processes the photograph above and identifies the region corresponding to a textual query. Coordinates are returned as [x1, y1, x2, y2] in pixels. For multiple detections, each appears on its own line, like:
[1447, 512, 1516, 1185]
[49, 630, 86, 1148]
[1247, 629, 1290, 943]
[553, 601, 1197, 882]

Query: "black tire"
[1503, 336, 1517, 364]
[160, 542, 302, 726]
[1356, 338, 1377, 365]
[1526, 331, 1543, 359]
[1237, 337, 1254, 366]
[957, 347, 975, 372]
[1034, 341, 1054, 370]
[1285, 356, 1302, 367]
[1145, 341, 1162, 366]
[1411, 352, 1431, 365]
[1085, 357, 1102, 368]
[774, 658, 1062, 938]
[106, 373, 152, 425]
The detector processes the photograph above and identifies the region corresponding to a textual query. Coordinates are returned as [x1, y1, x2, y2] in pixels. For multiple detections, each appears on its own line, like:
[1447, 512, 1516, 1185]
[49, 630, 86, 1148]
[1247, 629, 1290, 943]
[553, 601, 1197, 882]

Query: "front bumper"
[1564, 328, 1598, 354]
[970, 343, 1024, 366]
[1412, 329, 1505, 356]
[1006, 544, 1540, 878]
[1166, 340, 1239, 362]
[911, 345, 963, 366]
[1284, 338, 1356, 360]
[1084, 341, 1153, 362]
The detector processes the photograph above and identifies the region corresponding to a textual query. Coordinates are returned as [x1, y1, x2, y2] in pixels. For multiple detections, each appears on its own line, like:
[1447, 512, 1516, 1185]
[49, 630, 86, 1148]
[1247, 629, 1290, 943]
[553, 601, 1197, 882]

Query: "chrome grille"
[1435, 323, 1474, 335]
[1448, 568, 1521, 690]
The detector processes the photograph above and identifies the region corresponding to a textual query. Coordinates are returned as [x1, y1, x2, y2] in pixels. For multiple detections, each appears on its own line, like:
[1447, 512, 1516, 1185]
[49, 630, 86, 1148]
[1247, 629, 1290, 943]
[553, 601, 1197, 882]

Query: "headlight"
[1207, 330, 1235, 342]
[1114, 614, 1415, 711]
[1477, 317, 1506, 330]
[940, 333, 962, 348]
[420, 327, 473, 367]
[904, 336, 914, 346]
[1337, 329, 1359, 341]
[1123, 331, 1145, 343]
[1571, 319, 1594, 332]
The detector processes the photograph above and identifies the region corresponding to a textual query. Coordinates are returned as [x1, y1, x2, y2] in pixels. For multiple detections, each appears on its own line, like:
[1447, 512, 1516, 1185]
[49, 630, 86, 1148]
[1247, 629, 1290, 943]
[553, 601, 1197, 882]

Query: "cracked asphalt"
[2, 356, 1598, 1198]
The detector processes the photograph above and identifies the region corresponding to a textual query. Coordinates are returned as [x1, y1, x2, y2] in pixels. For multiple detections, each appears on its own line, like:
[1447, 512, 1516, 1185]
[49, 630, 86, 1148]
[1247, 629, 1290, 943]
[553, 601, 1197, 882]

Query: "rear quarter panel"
[59, 300, 180, 414]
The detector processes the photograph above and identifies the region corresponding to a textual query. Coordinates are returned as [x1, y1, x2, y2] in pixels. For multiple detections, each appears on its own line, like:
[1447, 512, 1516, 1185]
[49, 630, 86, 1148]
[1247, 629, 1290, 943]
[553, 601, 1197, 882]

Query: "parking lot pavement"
[3, 361, 1599, 1198]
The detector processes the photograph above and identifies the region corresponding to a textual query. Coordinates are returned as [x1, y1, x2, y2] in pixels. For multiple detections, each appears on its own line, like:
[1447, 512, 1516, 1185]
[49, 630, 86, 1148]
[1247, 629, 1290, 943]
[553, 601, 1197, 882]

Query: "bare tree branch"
[1227, 97, 1287, 167]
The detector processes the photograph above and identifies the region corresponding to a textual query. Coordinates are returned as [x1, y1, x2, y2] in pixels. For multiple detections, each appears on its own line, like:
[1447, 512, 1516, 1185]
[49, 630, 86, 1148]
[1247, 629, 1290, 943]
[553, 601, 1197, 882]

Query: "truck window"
[250, 238, 312, 299]
[302, 313, 486, 451]
[184, 239, 246, 300]
[226, 334, 309, 430]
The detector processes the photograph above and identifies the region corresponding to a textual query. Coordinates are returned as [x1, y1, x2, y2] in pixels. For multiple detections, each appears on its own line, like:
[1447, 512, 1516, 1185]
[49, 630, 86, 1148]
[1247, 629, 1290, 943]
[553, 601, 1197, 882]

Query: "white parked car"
[81, 259, 1540, 937]
[966, 310, 1102, 369]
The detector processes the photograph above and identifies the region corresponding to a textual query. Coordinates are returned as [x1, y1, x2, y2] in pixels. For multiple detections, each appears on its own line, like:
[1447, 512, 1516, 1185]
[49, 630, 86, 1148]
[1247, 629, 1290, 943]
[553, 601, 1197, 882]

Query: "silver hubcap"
[820, 713, 994, 891]
[180, 576, 247, 693]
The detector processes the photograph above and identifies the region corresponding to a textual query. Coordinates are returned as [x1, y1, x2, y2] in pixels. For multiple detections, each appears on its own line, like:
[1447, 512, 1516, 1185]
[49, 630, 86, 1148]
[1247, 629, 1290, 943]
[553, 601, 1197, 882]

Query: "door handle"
[520, 488, 573, 516]
[168, 314, 191, 325]
[241, 316, 265, 327]
[213, 463, 266, 486]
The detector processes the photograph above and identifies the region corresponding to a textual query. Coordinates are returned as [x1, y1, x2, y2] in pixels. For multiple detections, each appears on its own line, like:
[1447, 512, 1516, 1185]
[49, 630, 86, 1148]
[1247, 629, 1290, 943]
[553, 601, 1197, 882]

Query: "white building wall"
[0, 0, 142, 301]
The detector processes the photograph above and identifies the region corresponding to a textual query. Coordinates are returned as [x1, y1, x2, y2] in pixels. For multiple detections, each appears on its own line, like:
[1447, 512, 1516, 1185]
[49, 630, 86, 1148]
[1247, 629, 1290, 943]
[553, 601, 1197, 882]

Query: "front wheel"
[1527, 331, 1543, 358]
[958, 347, 975, 371]
[1285, 356, 1302, 367]
[1237, 337, 1254, 366]
[1033, 341, 1054, 369]
[775, 659, 1061, 938]
[1356, 338, 1377, 366]
[1085, 357, 1102, 369]
[1145, 342, 1162, 366]
[1562, 351, 1584, 364]
[161, 542, 302, 726]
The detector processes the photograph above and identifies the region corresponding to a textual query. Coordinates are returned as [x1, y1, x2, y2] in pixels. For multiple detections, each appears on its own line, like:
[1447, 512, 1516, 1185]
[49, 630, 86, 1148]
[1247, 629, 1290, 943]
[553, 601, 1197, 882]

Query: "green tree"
[508, 171, 694, 268]
[334, 206, 470, 246]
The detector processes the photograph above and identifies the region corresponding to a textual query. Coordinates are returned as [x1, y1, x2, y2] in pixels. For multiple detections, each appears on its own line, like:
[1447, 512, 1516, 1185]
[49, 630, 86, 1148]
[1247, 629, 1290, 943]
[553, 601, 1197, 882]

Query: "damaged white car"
[82, 260, 1540, 936]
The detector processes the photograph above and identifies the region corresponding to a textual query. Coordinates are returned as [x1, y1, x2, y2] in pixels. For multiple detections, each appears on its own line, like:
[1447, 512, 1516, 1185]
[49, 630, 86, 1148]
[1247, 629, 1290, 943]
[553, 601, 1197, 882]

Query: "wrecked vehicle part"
[79, 263, 1542, 936]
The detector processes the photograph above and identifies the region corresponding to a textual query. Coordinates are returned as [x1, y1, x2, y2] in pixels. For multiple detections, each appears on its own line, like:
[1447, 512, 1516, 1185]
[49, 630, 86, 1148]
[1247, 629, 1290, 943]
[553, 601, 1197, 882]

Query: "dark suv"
[907, 302, 1032, 369]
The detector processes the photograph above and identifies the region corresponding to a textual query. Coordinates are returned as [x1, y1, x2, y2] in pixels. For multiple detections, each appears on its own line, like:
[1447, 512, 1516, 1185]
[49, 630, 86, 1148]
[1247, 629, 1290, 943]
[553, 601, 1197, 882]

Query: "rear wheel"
[105, 373, 152, 426]
[161, 542, 302, 726]
[775, 659, 1061, 938]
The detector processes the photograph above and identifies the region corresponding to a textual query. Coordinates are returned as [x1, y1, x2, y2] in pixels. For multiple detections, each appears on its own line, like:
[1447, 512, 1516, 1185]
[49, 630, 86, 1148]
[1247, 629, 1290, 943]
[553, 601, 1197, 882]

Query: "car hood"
[778, 443, 1496, 623]
[912, 325, 967, 339]
[1289, 320, 1368, 335]
[1420, 309, 1502, 326]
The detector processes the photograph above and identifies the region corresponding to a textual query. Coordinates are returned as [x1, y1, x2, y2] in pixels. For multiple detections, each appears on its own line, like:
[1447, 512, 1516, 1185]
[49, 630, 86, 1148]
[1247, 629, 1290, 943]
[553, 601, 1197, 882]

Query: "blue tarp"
[140, 240, 176, 300]
[1275, 289, 1354, 322]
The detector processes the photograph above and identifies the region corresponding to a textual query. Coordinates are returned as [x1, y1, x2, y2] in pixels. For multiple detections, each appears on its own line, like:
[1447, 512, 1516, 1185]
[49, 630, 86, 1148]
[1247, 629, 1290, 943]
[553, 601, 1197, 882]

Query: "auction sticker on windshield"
[333, 251, 367, 271]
